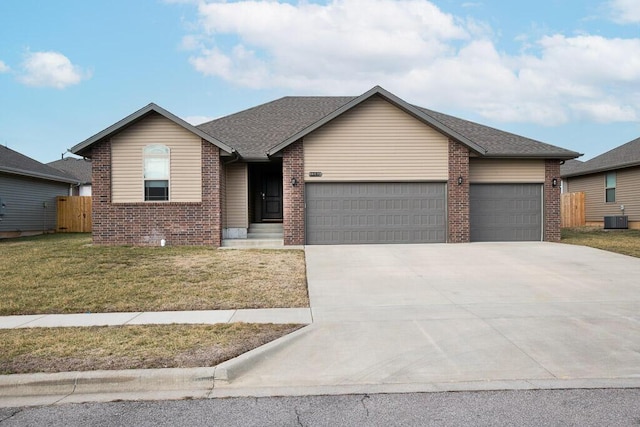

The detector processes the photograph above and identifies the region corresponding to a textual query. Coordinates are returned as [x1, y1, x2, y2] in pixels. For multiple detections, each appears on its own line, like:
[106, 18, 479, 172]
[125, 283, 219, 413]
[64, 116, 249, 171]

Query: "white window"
[144, 145, 170, 201]
[605, 172, 616, 203]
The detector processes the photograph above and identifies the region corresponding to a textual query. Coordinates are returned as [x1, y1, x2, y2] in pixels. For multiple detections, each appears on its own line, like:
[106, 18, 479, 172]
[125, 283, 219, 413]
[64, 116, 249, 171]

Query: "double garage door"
[305, 182, 542, 244]
[306, 182, 446, 244]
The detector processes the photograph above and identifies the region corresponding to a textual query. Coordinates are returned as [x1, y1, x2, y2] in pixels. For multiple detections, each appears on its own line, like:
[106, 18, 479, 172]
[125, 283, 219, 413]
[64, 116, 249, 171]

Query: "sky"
[1, 0, 640, 164]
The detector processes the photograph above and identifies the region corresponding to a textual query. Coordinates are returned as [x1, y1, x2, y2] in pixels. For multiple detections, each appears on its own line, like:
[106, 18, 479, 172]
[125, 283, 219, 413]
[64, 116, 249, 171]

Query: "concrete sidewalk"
[0, 308, 312, 329]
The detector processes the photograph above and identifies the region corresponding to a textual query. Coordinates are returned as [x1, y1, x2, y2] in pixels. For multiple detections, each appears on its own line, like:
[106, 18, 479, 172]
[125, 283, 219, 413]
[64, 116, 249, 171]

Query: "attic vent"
[604, 216, 628, 229]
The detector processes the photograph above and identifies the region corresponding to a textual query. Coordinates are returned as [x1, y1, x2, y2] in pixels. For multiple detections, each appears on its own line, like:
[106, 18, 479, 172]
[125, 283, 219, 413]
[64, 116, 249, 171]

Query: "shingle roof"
[48, 157, 92, 184]
[561, 137, 640, 177]
[198, 88, 579, 160]
[0, 145, 79, 183]
[197, 96, 354, 159]
[415, 107, 579, 158]
[559, 158, 584, 176]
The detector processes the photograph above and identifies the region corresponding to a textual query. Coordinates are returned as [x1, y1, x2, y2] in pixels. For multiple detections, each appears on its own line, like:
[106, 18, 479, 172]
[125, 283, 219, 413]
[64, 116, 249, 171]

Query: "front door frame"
[248, 161, 283, 223]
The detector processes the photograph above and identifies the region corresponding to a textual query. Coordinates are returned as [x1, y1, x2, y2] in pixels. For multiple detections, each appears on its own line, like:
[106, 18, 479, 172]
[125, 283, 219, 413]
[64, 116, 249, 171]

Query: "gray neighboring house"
[0, 145, 79, 238]
[561, 136, 640, 229]
[48, 157, 92, 196]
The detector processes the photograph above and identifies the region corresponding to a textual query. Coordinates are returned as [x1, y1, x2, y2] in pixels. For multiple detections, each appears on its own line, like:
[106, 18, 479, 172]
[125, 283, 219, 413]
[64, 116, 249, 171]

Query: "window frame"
[605, 172, 616, 203]
[143, 144, 170, 202]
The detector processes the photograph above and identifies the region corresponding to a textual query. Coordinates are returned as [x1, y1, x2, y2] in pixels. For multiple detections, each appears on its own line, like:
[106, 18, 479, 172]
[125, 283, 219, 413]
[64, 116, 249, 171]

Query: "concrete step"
[248, 233, 283, 239]
[249, 223, 283, 232]
[221, 239, 285, 249]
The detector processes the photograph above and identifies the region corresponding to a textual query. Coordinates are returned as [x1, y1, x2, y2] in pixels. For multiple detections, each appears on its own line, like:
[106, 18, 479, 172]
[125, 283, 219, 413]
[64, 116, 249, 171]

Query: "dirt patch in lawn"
[0, 234, 308, 315]
[0, 323, 302, 374]
[561, 227, 640, 258]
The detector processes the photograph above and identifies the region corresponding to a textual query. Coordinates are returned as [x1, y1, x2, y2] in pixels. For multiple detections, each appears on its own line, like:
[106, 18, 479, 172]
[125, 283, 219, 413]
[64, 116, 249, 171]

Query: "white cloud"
[183, 115, 216, 125]
[183, 0, 640, 125]
[609, 0, 640, 24]
[0, 60, 9, 73]
[18, 51, 90, 89]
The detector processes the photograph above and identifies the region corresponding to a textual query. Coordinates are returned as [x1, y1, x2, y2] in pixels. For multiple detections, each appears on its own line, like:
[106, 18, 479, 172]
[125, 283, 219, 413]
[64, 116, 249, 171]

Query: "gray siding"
[0, 172, 69, 233]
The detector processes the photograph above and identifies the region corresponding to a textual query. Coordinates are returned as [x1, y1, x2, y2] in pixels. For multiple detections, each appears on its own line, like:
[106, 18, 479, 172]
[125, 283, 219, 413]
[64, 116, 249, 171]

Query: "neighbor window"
[144, 144, 170, 201]
[605, 172, 616, 203]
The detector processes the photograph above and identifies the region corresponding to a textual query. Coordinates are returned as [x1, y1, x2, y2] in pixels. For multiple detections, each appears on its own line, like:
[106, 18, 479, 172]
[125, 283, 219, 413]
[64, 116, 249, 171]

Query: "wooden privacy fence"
[561, 192, 585, 227]
[57, 196, 92, 232]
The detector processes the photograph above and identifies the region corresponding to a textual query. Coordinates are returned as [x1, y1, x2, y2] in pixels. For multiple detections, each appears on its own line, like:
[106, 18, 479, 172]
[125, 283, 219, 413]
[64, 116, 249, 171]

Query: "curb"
[0, 367, 215, 398]
[214, 324, 315, 382]
[0, 325, 314, 401]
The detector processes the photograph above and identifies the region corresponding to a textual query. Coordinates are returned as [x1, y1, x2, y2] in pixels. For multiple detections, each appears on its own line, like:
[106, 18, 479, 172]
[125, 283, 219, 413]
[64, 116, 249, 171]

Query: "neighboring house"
[0, 145, 79, 238]
[559, 159, 583, 193]
[48, 157, 92, 196]
[561, 136, 640, 229]
[70, 86, 579, 247]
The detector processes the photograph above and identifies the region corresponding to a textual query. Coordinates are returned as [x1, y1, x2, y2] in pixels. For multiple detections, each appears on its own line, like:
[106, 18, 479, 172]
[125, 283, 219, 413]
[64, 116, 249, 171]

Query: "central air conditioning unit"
[604, 215, 628, 229]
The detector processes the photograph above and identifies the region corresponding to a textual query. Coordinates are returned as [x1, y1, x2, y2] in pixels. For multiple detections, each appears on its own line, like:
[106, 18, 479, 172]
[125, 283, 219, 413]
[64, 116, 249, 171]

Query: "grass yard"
[0, 233, 308, 315]
[561, 227, 640, 258]
[0, 323, 302, 374]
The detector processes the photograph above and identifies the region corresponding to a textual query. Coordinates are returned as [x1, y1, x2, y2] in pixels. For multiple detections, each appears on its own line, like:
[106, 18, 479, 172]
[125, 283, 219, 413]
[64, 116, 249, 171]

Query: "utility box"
[0, 198, 5, 216]
[604, 215, 628, 229]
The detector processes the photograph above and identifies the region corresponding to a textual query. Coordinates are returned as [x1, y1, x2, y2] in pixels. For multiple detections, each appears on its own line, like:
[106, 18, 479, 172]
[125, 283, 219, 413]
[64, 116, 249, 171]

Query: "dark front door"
[250, 162, 283, 223]
[261, 174, 283, 220]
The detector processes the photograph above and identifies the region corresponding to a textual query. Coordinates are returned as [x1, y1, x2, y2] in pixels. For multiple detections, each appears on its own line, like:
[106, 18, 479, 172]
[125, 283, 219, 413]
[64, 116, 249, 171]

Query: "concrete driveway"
[218, 243, 640, 394]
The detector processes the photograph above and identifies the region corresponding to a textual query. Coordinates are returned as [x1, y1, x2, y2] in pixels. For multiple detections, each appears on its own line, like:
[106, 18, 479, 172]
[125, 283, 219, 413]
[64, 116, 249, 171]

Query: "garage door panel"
[306, 182, 446, 244]
[470, 184, 542, 242]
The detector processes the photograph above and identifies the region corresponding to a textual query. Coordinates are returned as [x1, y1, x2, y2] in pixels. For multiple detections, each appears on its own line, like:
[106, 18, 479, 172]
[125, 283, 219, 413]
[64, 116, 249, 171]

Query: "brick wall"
[448, 139, 470, 243]
[283, 140, 305, 245]
[91, 139, 222, 246]
[544, 159, 561, 242]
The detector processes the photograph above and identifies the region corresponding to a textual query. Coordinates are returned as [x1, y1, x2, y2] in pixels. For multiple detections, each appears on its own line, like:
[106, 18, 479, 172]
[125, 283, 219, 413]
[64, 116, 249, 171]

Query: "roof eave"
[70, 103, 236, 157]
[0, 166, 79, 184]
[482, 152, 581, 161]
[562, 160, 640, 178]
[266, 86, 489, 157]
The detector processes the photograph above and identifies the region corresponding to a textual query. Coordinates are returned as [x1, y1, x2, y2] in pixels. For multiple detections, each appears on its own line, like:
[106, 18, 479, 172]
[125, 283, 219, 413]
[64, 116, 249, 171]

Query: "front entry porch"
[222, 161, 286, 248]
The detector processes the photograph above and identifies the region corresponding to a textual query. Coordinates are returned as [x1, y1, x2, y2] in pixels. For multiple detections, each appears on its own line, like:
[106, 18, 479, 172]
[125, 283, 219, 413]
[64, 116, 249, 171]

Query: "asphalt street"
[1, 389, 639, 426]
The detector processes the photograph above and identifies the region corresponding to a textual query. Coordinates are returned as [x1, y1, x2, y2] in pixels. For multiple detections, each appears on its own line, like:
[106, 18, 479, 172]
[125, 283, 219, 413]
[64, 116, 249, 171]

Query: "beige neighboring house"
[48, 157, 92, 196]
[70, 85, 580, 247]
[561, 136, 640, 229]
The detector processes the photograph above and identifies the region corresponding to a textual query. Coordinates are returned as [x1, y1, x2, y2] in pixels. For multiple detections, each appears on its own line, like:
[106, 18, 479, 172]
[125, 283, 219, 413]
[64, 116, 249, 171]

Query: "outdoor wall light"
[290, 177, 298, 186]
[552, 178, 558, 187]
[457, 176, 463, 185]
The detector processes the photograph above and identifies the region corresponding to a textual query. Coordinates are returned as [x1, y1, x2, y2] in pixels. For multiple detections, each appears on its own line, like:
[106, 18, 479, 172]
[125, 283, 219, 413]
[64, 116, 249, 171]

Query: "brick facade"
[91, 139, 222, 246]
[282, 140, 305, 245]
[544, 159, 561, 242]
[448, 139, 470, 243]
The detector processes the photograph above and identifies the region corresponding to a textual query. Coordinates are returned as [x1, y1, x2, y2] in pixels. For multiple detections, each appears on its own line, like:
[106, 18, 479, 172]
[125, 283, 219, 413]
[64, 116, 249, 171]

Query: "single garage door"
[306, 182, 446, 245]
[470, 184, 542, 242]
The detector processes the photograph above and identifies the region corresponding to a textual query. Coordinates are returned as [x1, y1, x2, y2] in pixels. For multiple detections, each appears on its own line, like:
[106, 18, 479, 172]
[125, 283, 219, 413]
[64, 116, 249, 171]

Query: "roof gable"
[70, 103, 235, 157]
[0, 145, 79, 183]
[266, 86, 488, 156]
[562, 136, 640, 177]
